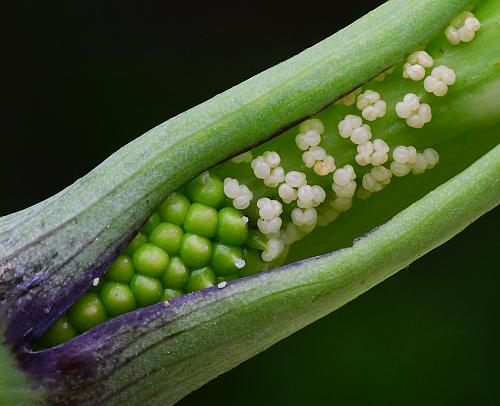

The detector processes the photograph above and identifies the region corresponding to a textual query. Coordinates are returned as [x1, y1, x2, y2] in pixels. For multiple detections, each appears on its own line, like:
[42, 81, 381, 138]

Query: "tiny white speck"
[163, 300, 171, 308]
[217, 281, 227, 289]
[92, 277, 100, 286]
[234, 259, 246, 269]
[242, 216, 249, 224]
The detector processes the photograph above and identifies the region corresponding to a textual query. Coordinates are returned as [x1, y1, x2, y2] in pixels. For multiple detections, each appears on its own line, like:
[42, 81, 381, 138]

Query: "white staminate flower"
[445, 11, 481, 45]
[390, 161, 411, 177]
[257, 217, 283, 235]
[261, 238, 285, 262]
[311, 185, 326, 206]
[278, 183, 298, 204]
[285, 171, 307, 188]
[233, 185, 253, 209]
[356, 90, 386, 121]
[223, 178, 241, 198]
[424, 66, 456, 96]
[393, 146, 417, 164]
[313, 155, 336, 176]
[299, 118, 325, 135]
[291, 207, 317, 227]
[251, 156, 270, 179]
[371, 166, 392, 185]
[410, 153, 428, 174]
[336, 87, 362, 106]
[332, 164, 356, 186]
[295, 130, 321, 151]
[355, 141, 374, 166]
[263, 151, 281, 168]
[338, 114, 363, 139]
[371, 139, 390, 166]
[351, 124, 372, 144]
[263, 166, 285, 187]
[297, 185, 315, 209]
[403, 51, 433, 81]
[302, 146, 326, 168]
[332, 181, 357, 198]
[395, 93, 432, 128]
[257, 198, 282, 220]
[224, 178, 253, 209]
[231, 151, 253, 163]
[423, 148, 440, 168]
[362, 166, 392, 192]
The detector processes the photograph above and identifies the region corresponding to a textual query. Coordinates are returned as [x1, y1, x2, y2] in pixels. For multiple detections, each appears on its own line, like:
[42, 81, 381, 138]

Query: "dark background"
[2, 1, 499, 405]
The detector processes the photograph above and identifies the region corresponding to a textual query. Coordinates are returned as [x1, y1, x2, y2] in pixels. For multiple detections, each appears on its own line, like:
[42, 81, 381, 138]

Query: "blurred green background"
[2, 1, 499, 404]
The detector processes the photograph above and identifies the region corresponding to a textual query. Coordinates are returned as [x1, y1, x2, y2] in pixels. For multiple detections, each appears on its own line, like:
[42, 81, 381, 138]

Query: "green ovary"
[36, 2, 500, 349]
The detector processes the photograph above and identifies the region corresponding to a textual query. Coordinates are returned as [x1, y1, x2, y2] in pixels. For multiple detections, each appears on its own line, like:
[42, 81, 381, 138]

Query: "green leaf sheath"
[1, 0, 500, 404]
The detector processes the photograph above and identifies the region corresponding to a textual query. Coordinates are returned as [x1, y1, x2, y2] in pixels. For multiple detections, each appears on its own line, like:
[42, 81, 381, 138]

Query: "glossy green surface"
[184, 203, 218, 238]
[158, 193, 190, 226]
[132, 243, 170, 278]
[106, 255, 135, 284]
[100, 282, 137, 317]
[149, 223, 184, 255]
[67, 293, 107, 334]
[216, 207, 249, 246]
[179, 233, 213, 268]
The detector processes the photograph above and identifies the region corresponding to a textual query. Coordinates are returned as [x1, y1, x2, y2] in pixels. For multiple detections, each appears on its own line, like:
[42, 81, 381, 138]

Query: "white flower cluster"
[403, 51, 434, 81]
[231, 150, 253, 164]
[291, 207, 317, 228]
[256, 198, 283, 235]
[336, 87, 362, 106]
[423, 66, 456, 97]
[223, 178, 253, 209]
[356, 90, 386, 121]
[296, 119, 335, 176]
[362, 166, 393, 193]
[395, 93, 432, 129]
[355, 139, 390, 167]
[302, 147, 336, 176]
[297, 184, 326, 209]
[338, 114, 372, 145]
[445, 11, 481, 45]
[251, 151, 285, 187]
[390, 146, 440, 177]
[332, 165, 357, 199]
[277, 170, 306, 204]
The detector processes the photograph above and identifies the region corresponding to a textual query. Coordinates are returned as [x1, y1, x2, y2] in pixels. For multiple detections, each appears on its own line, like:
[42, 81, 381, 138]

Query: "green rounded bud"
[100, 282, 137, 317]
[179, 233, 212, 268]
[37, 315, 77, 348]
[185, 267, 216, 292]
[132, 243, 169, 278]
[158, 193, 190, 226]
[68, 293, 108, 333]
[162, 256, 189, 289]
[211, 243, 245, 276]
[124, 232, 148, 256]
[186, 172, 224, 208]
[130, 274, 163, 307]
[106, 254, 135, 283]
[184, 203, 218, 238]
[162, 288, 184, 301]
[216, 207, 248, 246]
[149, 222, 184, 255]
[141, 211, 162, 235]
